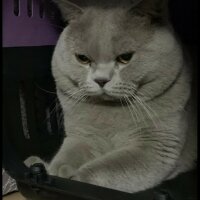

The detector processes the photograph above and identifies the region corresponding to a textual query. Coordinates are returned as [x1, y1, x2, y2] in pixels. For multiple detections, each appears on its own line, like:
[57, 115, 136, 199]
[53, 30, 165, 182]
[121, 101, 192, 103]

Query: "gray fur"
[26, 0, 197, 193]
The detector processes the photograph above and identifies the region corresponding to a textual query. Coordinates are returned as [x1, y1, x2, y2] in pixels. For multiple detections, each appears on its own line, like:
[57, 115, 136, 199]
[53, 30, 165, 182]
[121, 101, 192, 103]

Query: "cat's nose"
[94, 78, 110, 88]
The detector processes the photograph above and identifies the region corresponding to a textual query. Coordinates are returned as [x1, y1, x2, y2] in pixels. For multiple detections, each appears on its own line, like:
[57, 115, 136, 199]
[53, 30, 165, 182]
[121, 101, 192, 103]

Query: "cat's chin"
[101, 94, 115, 101]
[90, 94, 115, 101]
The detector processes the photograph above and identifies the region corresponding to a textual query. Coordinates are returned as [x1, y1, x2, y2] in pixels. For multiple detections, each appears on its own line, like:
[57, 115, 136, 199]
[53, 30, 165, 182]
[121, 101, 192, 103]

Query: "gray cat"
[26, 0, 197, 193]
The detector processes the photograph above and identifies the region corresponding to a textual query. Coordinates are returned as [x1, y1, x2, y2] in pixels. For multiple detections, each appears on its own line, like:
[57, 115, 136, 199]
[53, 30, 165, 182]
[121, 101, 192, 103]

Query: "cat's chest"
[64, 102, 134, 136]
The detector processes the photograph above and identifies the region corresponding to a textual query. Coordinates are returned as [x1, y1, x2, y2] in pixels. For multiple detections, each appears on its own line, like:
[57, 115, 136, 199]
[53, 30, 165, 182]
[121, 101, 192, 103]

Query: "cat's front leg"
[48, 136, 98, 178]
[72, 134, 183, 193]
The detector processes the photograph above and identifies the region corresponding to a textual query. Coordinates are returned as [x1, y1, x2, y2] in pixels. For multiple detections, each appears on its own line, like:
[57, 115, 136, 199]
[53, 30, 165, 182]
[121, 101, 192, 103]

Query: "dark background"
[169, 0, 198, 45]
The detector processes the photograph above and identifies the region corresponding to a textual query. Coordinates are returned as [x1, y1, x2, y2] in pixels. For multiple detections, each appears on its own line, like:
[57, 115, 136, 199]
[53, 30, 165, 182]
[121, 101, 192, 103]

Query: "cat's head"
[52, 0, 183, 103]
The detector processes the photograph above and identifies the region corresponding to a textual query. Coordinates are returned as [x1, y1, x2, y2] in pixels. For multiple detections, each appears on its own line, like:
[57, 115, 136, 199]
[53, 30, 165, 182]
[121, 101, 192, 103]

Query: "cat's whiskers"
[40, 96, 60, 126]
[124, 87, 154, 127]
[46, 87, 78, 122]
[126, 95, 143, 132]
[58, 110, 64, 128]
[64, 87, 85, 100]
[42, 86, 86, 128]
[56, 87, 87, 125]
[35, 83, 57, 95]
[134, 95, 159, 129]
[127, 91, 148, 128]
[125, 94, 140, 124]
[119, 98, 127, 114]
[138, 91, 161, 120]
[137, 93, 166, 129]
[66, 92, 87, 116]
[48, 98, 60, 118]
[123, 95, 137, 127]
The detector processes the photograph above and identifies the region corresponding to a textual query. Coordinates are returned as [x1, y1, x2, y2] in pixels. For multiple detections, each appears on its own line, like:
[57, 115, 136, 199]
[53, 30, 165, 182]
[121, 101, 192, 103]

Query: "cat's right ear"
[53, 0, 83, 22]
[128, 0, 168, 24]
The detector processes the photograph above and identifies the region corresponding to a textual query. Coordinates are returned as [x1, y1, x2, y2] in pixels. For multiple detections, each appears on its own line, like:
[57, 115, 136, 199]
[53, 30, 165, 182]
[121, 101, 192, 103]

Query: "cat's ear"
[128, 0, 168, 24]
[53, 0, 83, 22]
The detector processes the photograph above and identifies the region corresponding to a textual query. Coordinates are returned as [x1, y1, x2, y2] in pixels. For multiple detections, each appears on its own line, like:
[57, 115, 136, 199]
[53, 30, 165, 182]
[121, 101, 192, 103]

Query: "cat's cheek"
[48, 164, 77, 179]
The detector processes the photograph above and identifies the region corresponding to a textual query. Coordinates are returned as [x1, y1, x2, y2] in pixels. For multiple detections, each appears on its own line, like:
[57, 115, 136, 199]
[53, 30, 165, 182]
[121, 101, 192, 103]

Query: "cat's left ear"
[53, 0, 83, 22]
[128, 0, 168, 24]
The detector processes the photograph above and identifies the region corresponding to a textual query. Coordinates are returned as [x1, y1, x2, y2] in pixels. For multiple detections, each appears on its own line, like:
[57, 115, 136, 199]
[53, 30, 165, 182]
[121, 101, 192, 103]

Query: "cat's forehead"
[67, 8, 152, 60]
[70, 9, 126, 38]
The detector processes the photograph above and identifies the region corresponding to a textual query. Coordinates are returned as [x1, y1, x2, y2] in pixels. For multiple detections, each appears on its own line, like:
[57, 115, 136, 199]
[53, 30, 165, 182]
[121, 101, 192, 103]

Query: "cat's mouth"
[87, 90, 135, 104]
[86, 94, 124, 105]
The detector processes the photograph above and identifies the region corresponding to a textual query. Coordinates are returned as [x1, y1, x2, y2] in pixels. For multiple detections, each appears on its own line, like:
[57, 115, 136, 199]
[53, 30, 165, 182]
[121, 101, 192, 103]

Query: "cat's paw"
[71, 167, 98, 185]
[48, 163, 76, 178]
[72, 166, 113, 189]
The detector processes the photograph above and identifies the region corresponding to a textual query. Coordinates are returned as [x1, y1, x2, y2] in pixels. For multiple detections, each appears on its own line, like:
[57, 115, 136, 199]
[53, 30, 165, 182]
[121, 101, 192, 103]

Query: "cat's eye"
[116, 52, 134, 64]
[75, 54, 91, 65]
